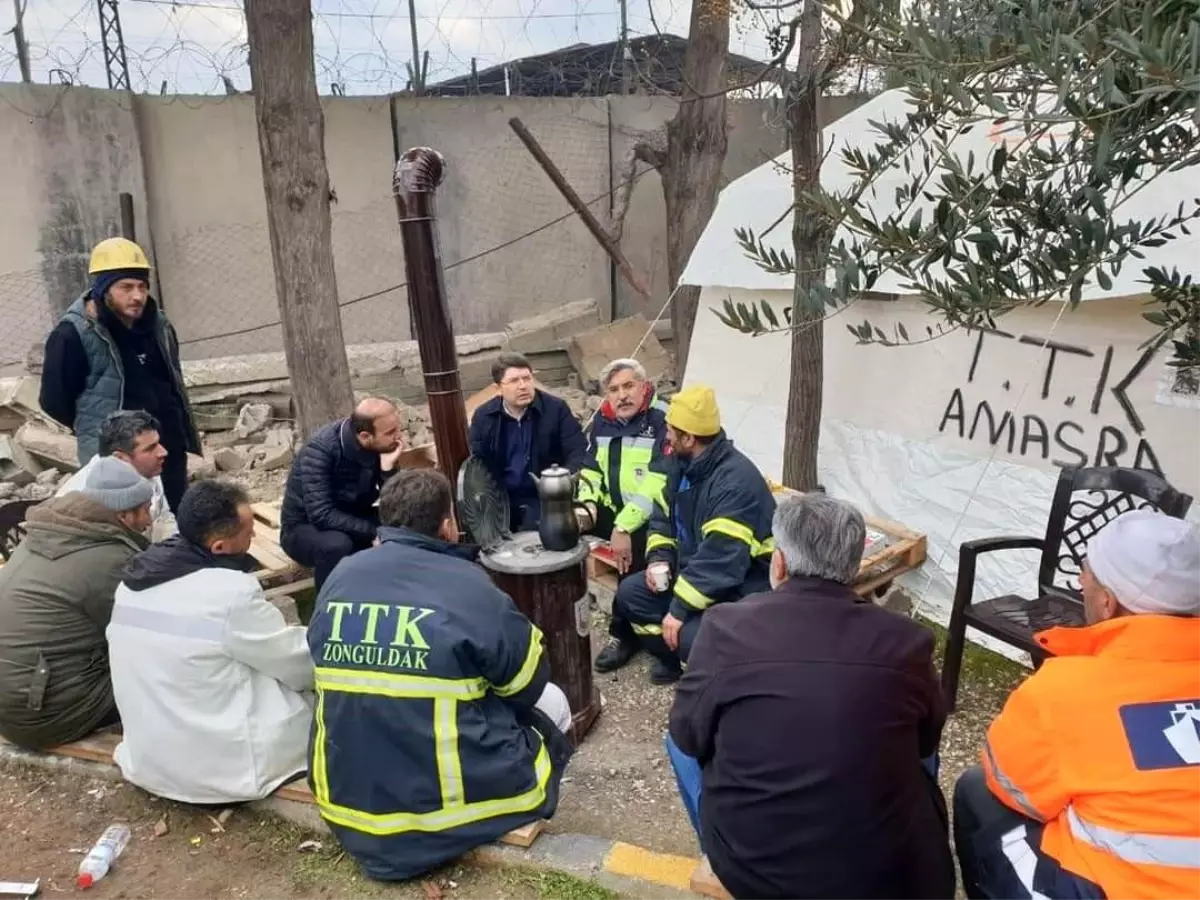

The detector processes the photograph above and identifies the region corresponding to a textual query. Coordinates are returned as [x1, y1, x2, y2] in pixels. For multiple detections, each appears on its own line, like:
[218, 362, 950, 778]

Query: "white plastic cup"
[648, 562, 670, 593]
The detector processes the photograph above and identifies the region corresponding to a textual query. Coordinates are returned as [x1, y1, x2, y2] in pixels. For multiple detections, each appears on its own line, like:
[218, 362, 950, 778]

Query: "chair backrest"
[0, 498, 42, 561]
[1039, 466, 1194, 600]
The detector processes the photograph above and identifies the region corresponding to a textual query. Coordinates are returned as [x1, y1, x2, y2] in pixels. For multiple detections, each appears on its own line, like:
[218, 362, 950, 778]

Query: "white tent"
[680, 90, 1200, 638]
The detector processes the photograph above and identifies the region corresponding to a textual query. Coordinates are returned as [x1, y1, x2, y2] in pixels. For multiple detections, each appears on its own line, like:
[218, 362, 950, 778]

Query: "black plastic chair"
[941, 466, 1193, 711]
[0, 498, 42, 561]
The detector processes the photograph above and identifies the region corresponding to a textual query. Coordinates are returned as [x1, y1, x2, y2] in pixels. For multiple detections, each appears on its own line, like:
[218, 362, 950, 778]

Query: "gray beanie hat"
[81, 456, 155, 512]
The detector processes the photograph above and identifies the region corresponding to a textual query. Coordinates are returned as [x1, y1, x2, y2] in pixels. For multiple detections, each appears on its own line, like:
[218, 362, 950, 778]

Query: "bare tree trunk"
[245, 0, 354, 438]
[782, 0, 828, 491]
[662, 0, 730, 377]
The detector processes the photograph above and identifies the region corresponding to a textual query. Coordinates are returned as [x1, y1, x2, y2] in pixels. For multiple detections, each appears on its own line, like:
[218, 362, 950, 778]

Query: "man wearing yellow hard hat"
[604, 384, 776, 683]
[39, 238, 199, 513]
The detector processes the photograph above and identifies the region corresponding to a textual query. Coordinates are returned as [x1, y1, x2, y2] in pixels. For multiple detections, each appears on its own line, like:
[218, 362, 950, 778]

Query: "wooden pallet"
[249, 501, 309, 591]
[585, 541, 620, 592]
[586, 493, 927, 600]
[768, 483, 927, 596]
[7, 730, 542, 848]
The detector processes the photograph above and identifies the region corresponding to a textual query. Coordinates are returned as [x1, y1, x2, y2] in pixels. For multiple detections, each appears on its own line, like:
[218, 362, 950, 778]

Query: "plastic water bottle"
[76, 823, 131, 889]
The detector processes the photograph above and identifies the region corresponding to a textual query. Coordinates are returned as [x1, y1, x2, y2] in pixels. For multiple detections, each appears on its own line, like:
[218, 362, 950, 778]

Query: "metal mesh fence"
[0, 267, 58, 375]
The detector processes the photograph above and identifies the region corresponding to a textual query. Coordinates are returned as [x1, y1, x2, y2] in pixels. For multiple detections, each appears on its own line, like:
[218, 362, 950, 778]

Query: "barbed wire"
[0, 0, 792, 96]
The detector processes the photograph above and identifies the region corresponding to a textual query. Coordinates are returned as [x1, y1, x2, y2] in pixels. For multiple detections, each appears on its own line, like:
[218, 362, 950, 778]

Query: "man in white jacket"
[107, 479, 313, 804]
[58, 410, 177, 542]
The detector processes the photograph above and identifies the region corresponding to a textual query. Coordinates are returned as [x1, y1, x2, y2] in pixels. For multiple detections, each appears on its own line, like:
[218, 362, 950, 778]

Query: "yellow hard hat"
[666, 384, 721, 437]
[88, 237, 151, 275]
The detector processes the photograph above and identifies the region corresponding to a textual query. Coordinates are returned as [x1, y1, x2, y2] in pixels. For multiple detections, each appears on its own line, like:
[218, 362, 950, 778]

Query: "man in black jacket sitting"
[280, 397, 404, 589]
[667, 492, 954, 900]
[468, 353, 588, 532]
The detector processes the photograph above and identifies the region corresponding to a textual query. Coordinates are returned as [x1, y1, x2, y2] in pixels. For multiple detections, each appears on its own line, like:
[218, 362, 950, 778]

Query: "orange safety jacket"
[982, 614, 1200, 899]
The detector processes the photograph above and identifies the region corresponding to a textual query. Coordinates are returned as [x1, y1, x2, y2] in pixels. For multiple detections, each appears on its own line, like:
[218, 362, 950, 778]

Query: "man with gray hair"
[575, 359, 672, 670]
[58, 409, 176, 541]
[666, 492, 953, 899]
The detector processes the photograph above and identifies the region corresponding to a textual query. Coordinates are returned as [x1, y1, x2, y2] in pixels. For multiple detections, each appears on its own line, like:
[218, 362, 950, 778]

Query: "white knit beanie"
[1087, 509, 1200, 616]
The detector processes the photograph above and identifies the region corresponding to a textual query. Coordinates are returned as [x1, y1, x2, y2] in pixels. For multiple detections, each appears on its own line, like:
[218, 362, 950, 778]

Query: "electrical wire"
[179, 163, 656, 346]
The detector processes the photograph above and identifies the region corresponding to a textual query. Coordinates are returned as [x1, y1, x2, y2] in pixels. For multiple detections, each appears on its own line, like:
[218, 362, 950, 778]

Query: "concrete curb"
[0, 740, 702, 898]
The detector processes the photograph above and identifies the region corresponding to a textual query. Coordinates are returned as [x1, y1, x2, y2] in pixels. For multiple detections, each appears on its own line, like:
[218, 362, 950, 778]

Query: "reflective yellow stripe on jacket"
[579, 433, 668, 532]
[673, 518, 776, 611]
[701, 517, 775, 558]
[311, 664, 552, 835]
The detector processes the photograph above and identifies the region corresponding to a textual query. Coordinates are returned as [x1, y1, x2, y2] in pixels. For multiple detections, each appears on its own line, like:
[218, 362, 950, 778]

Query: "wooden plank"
[43, 730, 121, 764]
[275, 779, 314, 803]
[263, 577, 315, 601]
[497, 819, 544, 848]
[250, 538, 294, 573]
[252, 502, 282, 528]
[690, 857, 732, 900]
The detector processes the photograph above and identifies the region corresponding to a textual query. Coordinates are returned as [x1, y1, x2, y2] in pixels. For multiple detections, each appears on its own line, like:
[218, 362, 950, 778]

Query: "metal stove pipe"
[392, 147, 470, 489]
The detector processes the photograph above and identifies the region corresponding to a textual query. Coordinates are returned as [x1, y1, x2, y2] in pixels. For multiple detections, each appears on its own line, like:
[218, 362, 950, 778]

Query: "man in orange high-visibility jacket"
[953, 508, 1200, 900]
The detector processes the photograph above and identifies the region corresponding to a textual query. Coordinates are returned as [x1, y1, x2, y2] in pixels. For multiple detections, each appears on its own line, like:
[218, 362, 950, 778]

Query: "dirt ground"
[0, 762, 616, 900]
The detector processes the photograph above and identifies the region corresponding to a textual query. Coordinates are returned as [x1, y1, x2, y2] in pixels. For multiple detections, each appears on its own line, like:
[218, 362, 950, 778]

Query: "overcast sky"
[0, 0, 789, 94]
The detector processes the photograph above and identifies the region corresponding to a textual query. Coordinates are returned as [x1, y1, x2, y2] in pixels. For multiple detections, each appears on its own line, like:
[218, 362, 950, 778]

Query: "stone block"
[505, 299, 602, 353]
[567, 316, 670, 390]
[15, 423, 78, 472]
[233, 402, 273, 438]
[0, 376, 46, 431]
[192, 402, 241, 433]
[253, 444, 294, 472]
[0, 434, 41, 486]
[188, 453, 217, 481]
[213, 447, 247, 472]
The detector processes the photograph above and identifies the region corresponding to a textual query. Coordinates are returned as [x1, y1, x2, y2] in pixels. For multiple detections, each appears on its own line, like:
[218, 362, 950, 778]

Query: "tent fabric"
[680, 89, 1200, 297]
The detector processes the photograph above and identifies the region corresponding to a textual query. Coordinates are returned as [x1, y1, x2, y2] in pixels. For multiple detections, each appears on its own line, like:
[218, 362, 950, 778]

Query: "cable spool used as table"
[458, 455, 603, 743]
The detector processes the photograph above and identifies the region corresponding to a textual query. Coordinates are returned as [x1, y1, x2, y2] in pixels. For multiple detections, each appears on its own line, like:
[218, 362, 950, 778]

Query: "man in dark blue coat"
[469, 353, 588, 532]
[306, 469, 573, 881]
[279, 397, 404, 589]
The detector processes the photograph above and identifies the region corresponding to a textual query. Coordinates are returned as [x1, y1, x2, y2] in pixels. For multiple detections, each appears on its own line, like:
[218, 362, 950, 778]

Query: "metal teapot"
[531, 465, 580, 552]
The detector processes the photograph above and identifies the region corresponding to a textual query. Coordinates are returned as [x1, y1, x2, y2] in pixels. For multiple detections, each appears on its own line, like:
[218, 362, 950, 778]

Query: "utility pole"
[407, 0, 423, 94]
[9, 0, 31, 82]
[617, 0, 631, 94]
[96, 0, 132, 91]
[244, 0, 354, 437]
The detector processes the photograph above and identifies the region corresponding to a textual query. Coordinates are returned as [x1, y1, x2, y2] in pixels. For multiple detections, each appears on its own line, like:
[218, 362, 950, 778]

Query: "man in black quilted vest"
[279, 397, 405, 589]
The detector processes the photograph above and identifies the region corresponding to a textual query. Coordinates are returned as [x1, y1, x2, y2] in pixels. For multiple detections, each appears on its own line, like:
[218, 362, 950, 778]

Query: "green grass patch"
[917, 614, 1027, 694]
[502, 867, 621, 900]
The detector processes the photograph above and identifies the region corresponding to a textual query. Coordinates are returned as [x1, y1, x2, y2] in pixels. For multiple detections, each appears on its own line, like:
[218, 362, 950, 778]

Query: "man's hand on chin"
[380, 442, 406, 472]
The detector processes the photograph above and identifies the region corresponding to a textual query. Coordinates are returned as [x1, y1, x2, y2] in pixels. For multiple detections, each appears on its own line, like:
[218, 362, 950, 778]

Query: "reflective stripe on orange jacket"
[982, 615, 1200, 899]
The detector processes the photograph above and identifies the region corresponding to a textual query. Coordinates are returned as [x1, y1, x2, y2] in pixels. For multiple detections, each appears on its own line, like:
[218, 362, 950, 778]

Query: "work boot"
[650, 656, 683, 685]
[594, 637, 638, 673]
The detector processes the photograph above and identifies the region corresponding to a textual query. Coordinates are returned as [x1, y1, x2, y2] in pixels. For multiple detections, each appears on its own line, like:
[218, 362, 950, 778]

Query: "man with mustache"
[575, 359, 671, 673]
[39, 238, 200, 514]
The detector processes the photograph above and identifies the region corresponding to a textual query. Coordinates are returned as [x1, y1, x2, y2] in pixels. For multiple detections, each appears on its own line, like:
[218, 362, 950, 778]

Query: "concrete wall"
[0, 85, 150, 373]
[392, 97, 614, 333]
[0, 84, 870, 368]
[135, 94, 404, 359]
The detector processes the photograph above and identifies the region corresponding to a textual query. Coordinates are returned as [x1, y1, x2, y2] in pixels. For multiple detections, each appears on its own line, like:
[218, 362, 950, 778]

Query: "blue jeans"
[664, 734, 940, 849]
